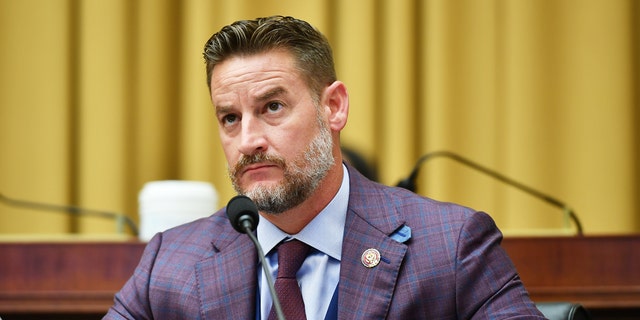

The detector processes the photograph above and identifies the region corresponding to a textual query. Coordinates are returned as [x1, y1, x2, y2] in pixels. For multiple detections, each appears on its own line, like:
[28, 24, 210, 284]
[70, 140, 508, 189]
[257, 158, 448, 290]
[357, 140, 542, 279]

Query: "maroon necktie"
[268, 239, 311, 320]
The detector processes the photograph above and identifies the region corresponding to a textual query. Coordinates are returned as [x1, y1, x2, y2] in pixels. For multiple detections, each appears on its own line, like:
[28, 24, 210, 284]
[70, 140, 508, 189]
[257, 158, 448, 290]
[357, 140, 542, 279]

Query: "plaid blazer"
[105, 165, 545, 319]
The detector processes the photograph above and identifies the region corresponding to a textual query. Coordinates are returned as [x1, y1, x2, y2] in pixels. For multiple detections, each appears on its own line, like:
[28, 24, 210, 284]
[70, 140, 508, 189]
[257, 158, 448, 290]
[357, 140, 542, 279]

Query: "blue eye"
[222, 114, 238, 125]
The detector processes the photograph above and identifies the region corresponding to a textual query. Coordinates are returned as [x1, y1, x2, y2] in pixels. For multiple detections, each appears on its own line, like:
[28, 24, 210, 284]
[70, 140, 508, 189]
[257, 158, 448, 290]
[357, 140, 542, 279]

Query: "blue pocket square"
[390, 225, 411, 243]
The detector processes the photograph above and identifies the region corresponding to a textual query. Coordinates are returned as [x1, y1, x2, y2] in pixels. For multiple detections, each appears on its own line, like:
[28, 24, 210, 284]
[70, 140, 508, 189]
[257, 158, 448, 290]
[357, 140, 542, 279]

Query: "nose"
[237, 115, 267, 155]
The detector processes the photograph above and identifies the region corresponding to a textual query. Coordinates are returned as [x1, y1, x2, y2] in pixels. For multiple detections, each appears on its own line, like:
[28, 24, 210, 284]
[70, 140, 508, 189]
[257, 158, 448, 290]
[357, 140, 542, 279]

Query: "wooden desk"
[0, 240, 144, 319]
[1, 236, 639, 318]
[503, 235, 640, 319]
[503, 236, 640, 308]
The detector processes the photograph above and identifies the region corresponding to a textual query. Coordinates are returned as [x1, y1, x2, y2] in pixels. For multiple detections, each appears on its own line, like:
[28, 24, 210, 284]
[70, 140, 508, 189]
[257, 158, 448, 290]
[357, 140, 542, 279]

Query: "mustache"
[230, 152, 287, 177]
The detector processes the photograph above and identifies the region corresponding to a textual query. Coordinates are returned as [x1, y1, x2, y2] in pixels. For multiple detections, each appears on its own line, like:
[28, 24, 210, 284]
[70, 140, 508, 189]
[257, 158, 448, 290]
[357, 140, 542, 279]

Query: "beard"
[228, 120, 335, 214]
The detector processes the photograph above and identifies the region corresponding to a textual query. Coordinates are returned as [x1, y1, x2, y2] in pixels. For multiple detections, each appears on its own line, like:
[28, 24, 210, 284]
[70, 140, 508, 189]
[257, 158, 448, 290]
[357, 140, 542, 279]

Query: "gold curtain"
[0, 0, 638, 236]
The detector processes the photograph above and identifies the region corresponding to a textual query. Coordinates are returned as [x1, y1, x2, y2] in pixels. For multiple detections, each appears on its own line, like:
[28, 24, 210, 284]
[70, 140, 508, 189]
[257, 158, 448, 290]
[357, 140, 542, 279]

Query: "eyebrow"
[256, 87, 286, 102]
[214, 86, 288, 116]
[215, 105, 231, 117]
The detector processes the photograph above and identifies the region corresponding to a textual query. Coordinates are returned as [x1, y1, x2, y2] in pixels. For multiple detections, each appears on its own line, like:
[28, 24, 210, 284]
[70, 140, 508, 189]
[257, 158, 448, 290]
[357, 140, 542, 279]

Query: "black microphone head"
[226, 195, 259, 233]
[396, 177, 416, 192]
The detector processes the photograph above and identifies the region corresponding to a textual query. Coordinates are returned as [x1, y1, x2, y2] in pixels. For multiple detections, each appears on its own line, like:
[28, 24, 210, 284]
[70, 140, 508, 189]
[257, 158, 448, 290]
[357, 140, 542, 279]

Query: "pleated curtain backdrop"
[0, 0, 638, 236]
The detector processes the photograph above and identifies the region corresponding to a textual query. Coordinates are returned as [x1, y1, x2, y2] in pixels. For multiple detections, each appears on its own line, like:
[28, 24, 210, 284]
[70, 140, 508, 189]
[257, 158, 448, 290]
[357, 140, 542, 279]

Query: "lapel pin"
[361, 248, 381, 268]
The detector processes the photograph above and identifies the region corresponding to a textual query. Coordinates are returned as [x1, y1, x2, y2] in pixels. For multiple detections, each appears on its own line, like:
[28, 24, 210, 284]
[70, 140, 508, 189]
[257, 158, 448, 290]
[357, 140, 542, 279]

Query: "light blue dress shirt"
[256, 165, 349, 320]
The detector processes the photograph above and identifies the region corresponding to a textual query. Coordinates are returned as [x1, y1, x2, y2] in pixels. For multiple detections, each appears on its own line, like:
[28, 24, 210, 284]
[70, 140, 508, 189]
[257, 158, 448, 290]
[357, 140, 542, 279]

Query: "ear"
[322, 81, 349, 131]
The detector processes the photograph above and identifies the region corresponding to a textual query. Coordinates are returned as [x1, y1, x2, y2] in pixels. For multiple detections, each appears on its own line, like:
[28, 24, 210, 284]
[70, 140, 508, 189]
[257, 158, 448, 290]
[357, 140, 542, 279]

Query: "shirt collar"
[257, 164, 349, 261]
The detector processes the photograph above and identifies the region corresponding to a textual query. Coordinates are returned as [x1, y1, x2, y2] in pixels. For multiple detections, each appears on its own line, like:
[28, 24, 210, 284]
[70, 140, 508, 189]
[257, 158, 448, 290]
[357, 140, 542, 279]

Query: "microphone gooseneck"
[395, 151, 584, 236]
[0, 192, 139, 236]
[225, 195, 285, 320]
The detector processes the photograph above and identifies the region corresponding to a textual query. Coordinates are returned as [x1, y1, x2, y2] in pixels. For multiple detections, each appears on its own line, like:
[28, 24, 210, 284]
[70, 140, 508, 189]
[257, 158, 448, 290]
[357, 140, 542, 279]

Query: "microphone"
[0, 192, 139, 236]
[226, 195, 285, 320]
[395, 151, 584, 236]
[226, 195, 260, 233]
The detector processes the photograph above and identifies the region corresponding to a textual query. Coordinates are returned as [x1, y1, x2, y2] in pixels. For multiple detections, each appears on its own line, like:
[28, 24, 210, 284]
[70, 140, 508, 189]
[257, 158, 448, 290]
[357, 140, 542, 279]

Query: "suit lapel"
[337, 167, 408, 319]
[191, 166, 406, 319]
[195, 230, 258, 319]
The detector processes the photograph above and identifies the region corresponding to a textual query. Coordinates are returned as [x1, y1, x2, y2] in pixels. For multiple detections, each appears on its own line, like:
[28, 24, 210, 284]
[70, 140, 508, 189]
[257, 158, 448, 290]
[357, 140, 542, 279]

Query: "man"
[105, 16, 545, 319]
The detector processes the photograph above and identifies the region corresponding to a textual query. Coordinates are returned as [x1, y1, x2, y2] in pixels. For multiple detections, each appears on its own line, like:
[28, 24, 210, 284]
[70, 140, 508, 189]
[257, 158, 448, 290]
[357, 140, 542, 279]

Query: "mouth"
[232, 153, 286, 183]
[241, 162, 278, 175]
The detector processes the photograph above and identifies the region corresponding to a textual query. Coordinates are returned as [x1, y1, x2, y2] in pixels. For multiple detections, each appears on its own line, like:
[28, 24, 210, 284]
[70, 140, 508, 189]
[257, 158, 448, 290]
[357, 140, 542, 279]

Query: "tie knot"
[276, 239, 310, 279]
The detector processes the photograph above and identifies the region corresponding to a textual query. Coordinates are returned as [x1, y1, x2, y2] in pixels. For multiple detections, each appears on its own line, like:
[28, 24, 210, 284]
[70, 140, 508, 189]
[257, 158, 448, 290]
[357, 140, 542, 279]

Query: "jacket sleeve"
[455, 212, 546, 319]
[103, 233, 163, 320]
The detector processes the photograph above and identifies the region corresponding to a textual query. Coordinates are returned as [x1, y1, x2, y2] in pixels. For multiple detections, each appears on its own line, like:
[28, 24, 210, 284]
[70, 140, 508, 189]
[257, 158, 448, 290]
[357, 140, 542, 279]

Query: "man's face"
[210, 49, 334, 214]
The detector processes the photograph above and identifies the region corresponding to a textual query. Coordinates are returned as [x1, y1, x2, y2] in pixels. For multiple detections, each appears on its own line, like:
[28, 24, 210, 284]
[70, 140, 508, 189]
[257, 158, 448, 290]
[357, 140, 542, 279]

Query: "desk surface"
[502, 235, 640, 309]
[1, 235, 639, 314]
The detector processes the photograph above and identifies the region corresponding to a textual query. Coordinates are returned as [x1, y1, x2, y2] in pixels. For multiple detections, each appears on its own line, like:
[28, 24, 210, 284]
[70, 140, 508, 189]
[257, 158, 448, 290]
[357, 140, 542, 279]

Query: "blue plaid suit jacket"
[105, 165, 545, 319]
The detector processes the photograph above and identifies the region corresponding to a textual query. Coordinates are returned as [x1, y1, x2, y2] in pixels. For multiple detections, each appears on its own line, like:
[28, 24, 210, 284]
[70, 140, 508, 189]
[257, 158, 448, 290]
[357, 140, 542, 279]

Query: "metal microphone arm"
[0, 192, 139, 236]
[397, 151, 583, 235]
[243, 224, 285, 320]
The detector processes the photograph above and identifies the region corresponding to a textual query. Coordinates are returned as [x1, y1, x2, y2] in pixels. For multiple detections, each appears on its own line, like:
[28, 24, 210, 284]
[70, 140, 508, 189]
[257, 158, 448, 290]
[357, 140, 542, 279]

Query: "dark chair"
[536, 302, 592, 320]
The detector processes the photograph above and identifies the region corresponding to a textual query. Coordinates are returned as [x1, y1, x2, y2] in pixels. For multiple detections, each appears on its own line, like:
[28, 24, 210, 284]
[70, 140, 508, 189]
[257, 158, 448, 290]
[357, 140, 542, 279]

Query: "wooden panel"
[1, 235, 639, 318]
[0, 241, 144, 314]
[502, 235, 640, 310]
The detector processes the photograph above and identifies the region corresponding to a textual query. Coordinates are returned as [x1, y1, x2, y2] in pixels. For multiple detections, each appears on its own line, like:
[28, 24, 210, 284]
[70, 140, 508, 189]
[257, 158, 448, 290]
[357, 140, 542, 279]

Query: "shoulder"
[141, 208, 241, 263]
[347, 164, 481, 231]
[346, 164, 504, 258]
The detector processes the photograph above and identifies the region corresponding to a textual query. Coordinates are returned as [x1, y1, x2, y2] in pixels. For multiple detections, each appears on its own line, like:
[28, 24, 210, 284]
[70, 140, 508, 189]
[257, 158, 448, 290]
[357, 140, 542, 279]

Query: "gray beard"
[229, 123, 335, 214]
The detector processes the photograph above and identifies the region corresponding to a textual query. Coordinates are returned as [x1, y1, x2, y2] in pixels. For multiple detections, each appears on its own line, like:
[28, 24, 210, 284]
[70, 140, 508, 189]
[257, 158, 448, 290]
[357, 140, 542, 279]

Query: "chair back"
[536, 302, 592, 320]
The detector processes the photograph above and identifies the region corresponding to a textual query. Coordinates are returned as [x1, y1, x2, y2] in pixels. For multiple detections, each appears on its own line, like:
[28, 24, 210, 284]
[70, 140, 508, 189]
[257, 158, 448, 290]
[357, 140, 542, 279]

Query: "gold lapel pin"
[361, 248, 381, 268]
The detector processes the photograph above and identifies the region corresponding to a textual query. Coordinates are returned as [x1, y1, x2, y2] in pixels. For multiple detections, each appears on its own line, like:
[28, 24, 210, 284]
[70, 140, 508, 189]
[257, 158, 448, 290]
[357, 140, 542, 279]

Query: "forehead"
[210, 50, 302, 94]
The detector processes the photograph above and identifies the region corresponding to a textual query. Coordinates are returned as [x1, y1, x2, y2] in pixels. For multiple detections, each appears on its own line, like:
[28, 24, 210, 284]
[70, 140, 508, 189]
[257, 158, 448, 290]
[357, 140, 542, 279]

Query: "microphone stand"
[0, 192, 139, 236]
[227, 195, 285, 320]
[397, 151, 584, 236]
[242, 223, 285, 320]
